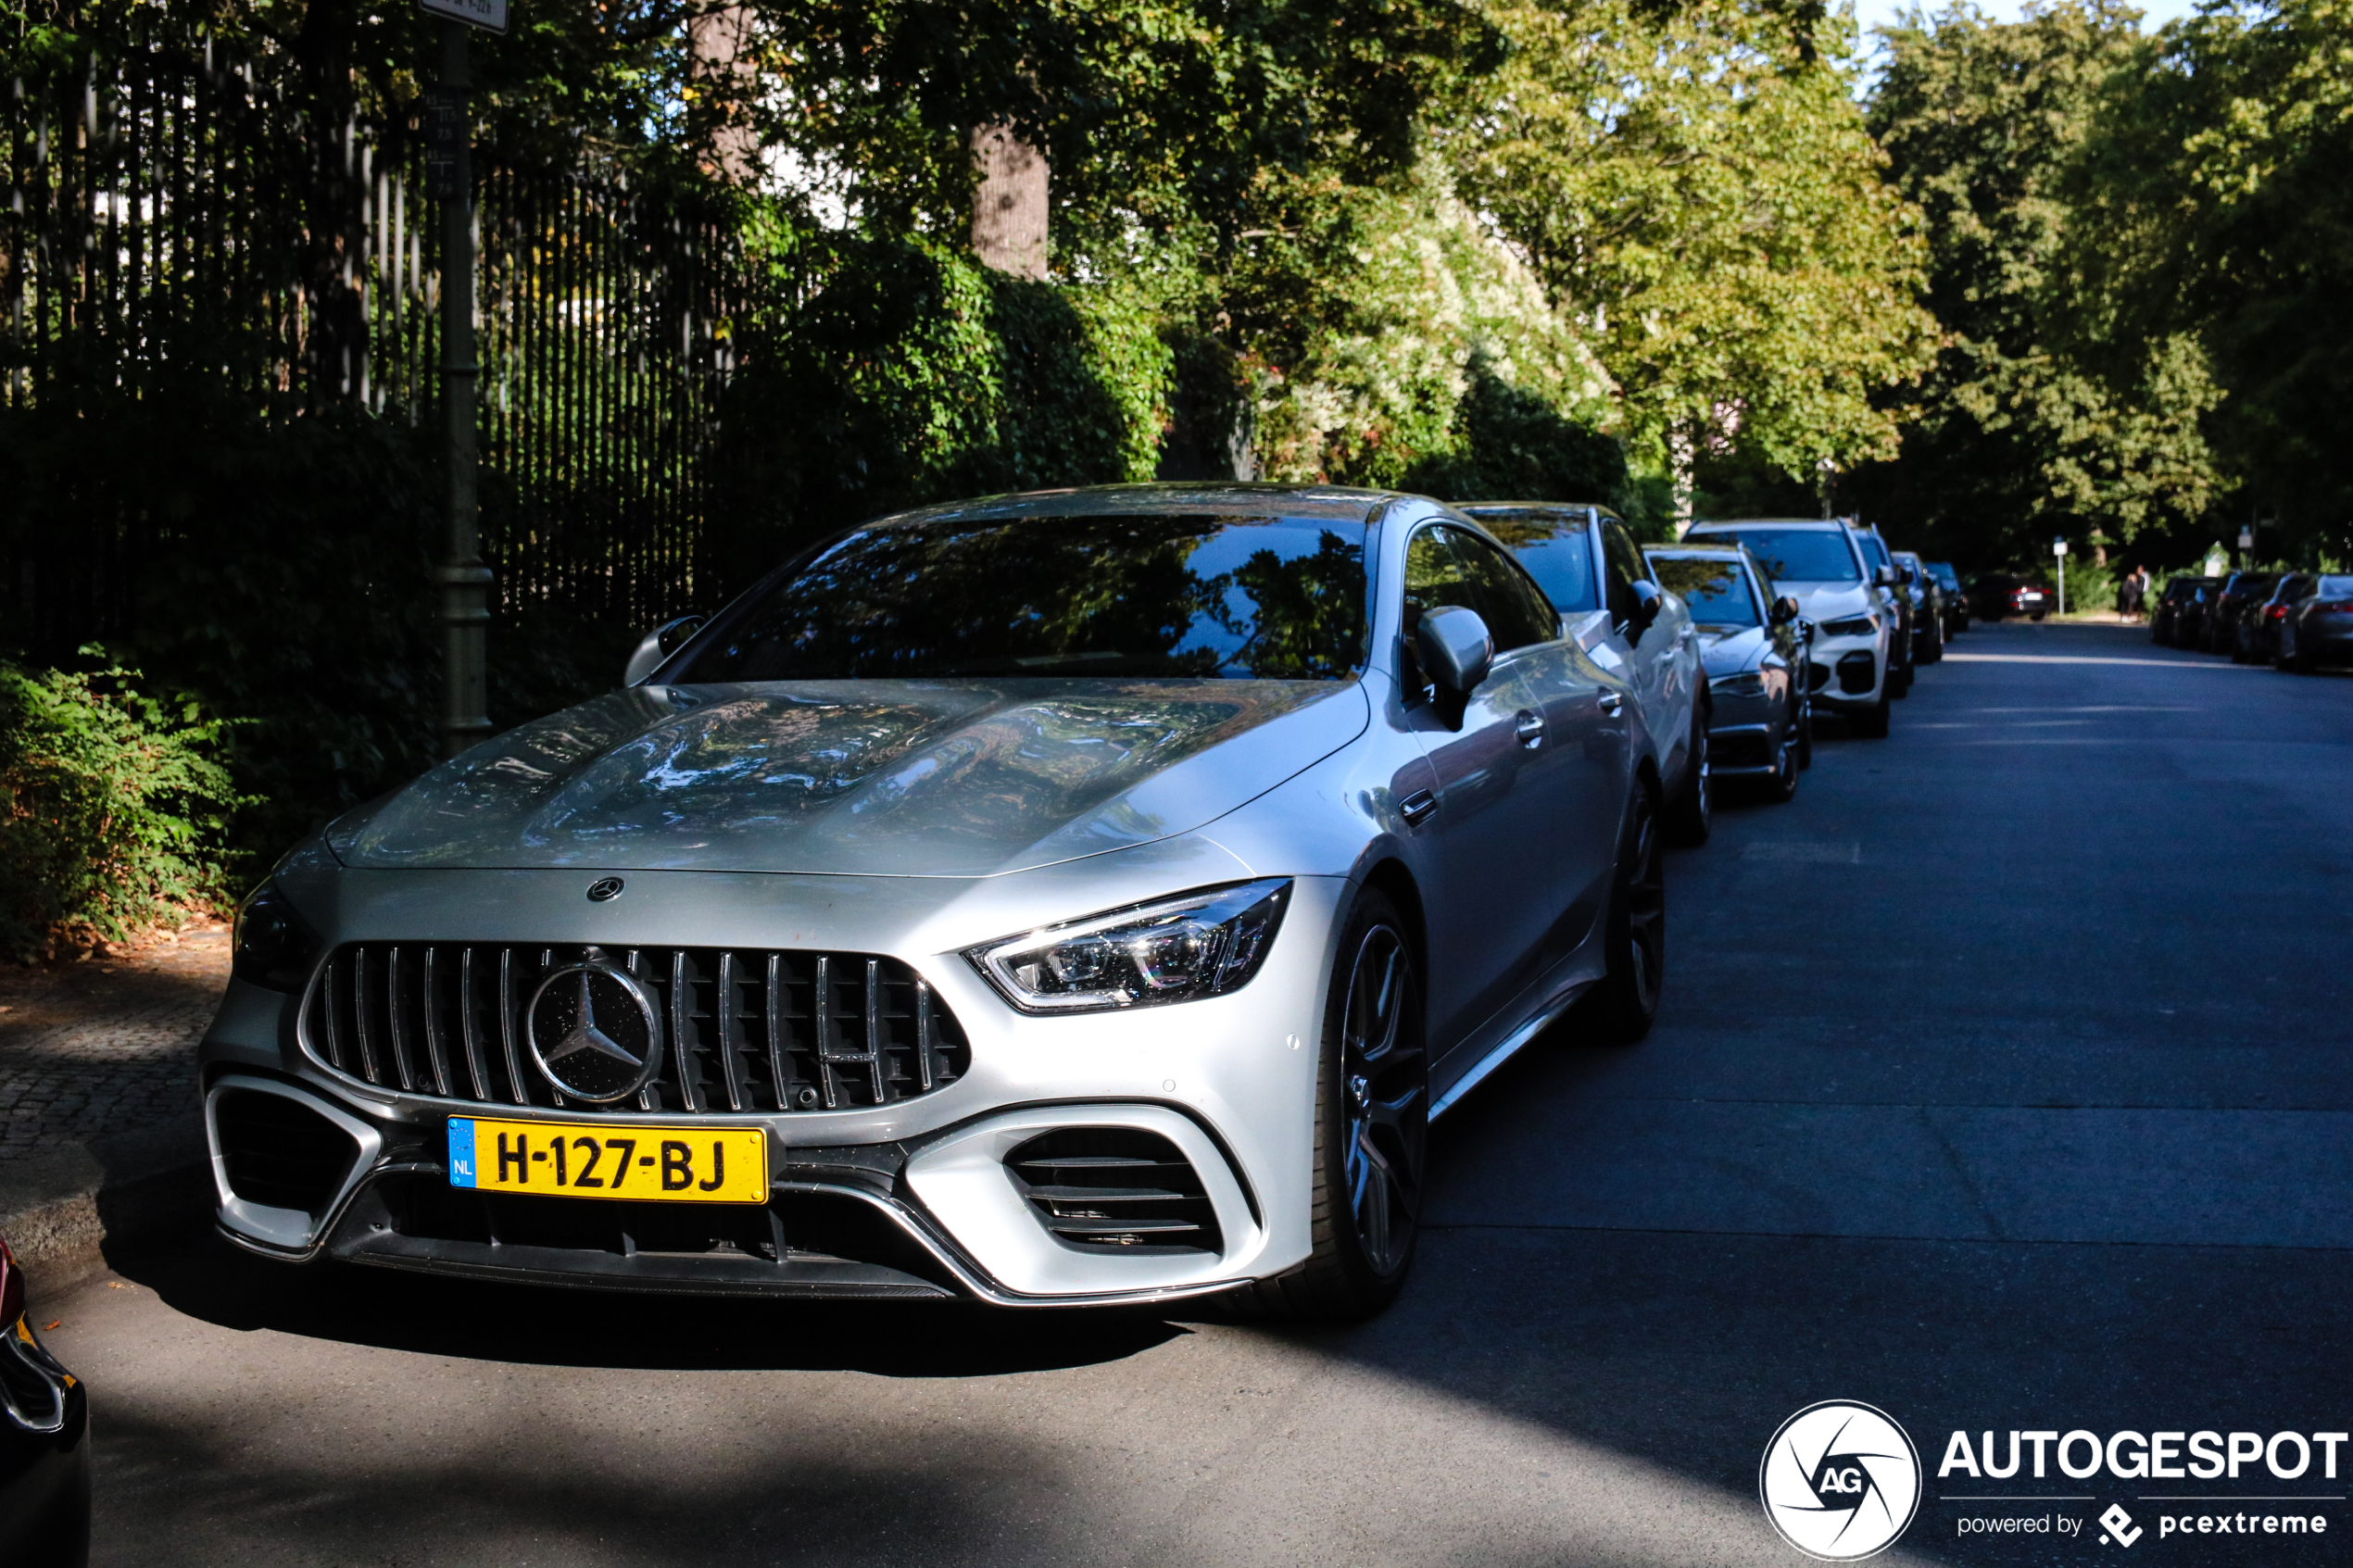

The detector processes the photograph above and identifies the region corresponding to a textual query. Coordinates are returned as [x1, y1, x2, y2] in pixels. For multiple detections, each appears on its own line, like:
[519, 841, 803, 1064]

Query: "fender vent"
[1005, 1128, 1223, 1256]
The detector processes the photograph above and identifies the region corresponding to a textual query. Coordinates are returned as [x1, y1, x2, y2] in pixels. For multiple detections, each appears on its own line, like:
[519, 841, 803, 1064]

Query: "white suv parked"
[1680, 519, 1898, 737]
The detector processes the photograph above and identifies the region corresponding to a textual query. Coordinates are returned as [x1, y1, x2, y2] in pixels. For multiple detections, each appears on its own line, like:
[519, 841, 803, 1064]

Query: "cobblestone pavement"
[0, 925, 232, 1172]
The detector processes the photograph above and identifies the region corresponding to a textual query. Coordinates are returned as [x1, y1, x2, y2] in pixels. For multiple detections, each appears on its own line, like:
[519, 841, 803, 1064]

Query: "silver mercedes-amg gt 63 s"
[204, 484, 1663, 1319]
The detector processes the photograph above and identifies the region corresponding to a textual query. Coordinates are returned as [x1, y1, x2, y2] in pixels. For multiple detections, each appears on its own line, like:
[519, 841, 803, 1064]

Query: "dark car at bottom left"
[0, 1236, 89, 1567]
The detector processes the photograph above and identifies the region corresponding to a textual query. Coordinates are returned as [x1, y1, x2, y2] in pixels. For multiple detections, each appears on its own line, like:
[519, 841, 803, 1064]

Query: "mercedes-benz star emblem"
[585, 876, 624, 902]
[525, 961, 663, 1102]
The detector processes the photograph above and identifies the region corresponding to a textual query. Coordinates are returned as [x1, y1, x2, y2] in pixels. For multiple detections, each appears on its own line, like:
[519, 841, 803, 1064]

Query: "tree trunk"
[688, 4, 759, 184]
[971, 124, 1048, 280]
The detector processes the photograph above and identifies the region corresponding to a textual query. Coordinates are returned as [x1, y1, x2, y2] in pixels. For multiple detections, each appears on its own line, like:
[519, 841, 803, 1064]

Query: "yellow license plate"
[447, 1117, 767, 1204]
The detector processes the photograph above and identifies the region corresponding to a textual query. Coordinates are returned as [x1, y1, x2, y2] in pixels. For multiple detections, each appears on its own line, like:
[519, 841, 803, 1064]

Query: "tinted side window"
[1405, 527, 1556, 654]
[1451, 532, 1560, 652]
[1600, 521, 1649, 629]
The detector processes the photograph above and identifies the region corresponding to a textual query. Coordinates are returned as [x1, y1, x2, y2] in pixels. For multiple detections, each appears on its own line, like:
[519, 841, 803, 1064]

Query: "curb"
[0, 1115, 213, 1302]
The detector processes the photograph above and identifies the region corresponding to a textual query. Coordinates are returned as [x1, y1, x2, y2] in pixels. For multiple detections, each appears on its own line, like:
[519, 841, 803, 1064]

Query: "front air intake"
[1005, 1128, 1224, 1255]
[214, 1088, 361, 1216]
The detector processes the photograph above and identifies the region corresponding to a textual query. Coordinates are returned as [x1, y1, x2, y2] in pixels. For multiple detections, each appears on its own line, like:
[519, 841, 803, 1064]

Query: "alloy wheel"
[1338, 923, 1426, 1278]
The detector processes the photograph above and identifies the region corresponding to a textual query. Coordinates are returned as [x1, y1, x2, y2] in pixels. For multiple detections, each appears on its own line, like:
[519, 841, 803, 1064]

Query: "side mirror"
[1769, 595, 1802, 625]
[623, 615, 708, 686]
[1414, 605, 1494, 696]
[1874, 564, 1903, 588]
[1629, 579, 1664, 634]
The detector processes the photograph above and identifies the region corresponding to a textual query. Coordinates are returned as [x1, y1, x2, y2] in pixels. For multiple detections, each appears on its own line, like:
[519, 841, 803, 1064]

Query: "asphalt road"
[44, 621, 2353, 1566]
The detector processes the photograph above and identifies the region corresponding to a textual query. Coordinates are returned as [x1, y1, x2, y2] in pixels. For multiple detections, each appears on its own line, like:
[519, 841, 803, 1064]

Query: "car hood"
[333, 679, 1370, 878]
[1784, 582, 1872, 621]
[1698, 626, 1768, 676]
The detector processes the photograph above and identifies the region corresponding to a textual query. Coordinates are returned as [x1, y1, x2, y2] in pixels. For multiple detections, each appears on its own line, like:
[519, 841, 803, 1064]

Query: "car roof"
[1686, 518, 1847, 531]
[1454, 500, 1614, 518]
[1646, 543, 1746, 559]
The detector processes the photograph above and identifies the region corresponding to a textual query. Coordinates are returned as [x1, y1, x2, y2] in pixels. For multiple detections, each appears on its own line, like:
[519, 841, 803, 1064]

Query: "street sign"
[423, 90, 464, 197]
[2053, 541, 2068, 557]
[421, 0, 507, 33]
[2238, 528, 2255, 549]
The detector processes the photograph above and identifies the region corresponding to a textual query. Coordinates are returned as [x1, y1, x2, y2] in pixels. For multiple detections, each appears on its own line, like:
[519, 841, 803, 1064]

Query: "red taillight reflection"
[2268, 605, 2289, 620]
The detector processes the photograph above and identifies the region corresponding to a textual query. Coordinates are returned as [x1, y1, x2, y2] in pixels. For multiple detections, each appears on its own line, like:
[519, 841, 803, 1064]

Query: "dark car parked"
[1969, 573, 2054, 621]
[1894, 550, 1944, 665]
[2275, 573, 2353, 672]
[0, 1236, 89, 1567]
[1925, 561, 1968, 634]
[2203, 571, 2279, 655]
[2235, 573, 2311, 664]
[2152, 575, 2221, 646]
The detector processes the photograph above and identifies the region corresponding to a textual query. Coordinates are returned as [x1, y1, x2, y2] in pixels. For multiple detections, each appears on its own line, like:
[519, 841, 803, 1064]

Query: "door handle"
[1514, 709, 1546, 749]
[1399, 788, 1438, 826]
[1598, 692, 1624, 717]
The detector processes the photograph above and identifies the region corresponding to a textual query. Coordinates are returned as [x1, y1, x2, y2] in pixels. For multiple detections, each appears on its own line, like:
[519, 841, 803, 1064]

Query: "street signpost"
[427, 0, 501, 758]
[2054, 536, 2069, 618]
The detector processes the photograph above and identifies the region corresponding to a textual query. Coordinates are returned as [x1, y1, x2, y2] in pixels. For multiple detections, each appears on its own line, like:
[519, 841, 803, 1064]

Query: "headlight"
[233, 881, 321, 992]
[1710, 671, 1767, 698]
[1819, 615, 1878, 637]
[967, 879, 1291, 1014]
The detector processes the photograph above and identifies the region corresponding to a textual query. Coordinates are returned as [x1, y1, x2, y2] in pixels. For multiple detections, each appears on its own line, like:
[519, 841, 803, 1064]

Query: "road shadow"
[113, 1231, 1189, 1376]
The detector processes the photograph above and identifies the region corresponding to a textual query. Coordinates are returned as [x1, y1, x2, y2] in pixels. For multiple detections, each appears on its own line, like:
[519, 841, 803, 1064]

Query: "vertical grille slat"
[353, 946, 383, 1085]
[301, 944, 967, 1116]
[497, 949, 528, 1106]
[458, 947, 492, 1101]
[421, 947, 454, 1098]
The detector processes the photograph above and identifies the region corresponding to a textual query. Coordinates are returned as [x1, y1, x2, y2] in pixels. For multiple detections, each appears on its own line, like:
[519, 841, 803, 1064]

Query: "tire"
[1797, 692, 1816, 770]
[1238, 888, 1427, 1322]
[1851, 691, 1892, 738]
[1584, 785, 1666, 1043]
[1664, 704, 1712, 847]
[1763, 717, 1800, 803]
[2030, 611, 2046, 622]
[1923, 615, 1944, 663]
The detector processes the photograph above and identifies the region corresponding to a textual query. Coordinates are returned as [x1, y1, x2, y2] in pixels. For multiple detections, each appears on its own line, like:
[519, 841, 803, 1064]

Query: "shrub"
[0, 658, 245, 961]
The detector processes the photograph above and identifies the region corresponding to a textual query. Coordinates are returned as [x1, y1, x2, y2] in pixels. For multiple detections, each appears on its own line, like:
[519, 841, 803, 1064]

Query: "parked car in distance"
[2204, 571, 2279, 655]
[2235, 573, 2310, 664]
[1680, 519, 1896, 738]
[2275, 573, 2353, 672]
[2152, 575, 2221, 646]
[1925, 561, 1969, 634]
[1644, 543, 1811, 802]
[204, 483, 1676, 1324]
[1893, 550, 1944, 666]
[1460, 501, 1711, 844]
[1853, 525, 1915, 695]
[1969, 573, 2053, 621]
[0, 1236, 90, 1568]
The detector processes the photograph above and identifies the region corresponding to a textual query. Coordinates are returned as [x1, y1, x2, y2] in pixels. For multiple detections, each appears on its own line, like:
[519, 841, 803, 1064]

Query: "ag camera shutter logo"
[1759, 1400, 1922, 1561]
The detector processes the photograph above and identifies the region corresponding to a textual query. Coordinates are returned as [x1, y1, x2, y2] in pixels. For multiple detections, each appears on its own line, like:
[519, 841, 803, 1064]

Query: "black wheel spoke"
[1336, 921, 1425, 1277]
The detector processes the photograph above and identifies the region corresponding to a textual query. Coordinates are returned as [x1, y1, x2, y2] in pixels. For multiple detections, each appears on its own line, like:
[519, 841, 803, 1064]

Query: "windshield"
[1471, 511, 1602, 613]
[1652, 557, 1758, 627]
[1928, 562, 1961, 591]
[672, 513, 1369, 683]
[1685, 528, 1862, 584]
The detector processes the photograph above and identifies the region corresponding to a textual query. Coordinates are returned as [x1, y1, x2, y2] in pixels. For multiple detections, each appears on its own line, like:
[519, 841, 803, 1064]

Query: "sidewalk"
[0, 925, 229, 1295]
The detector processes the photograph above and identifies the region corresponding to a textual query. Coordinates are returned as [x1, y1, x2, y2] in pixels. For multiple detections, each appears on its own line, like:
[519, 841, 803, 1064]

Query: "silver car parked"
[205, 484, 1665, 1320]
[1644, 543, 1812, 801]
[1456, 503, 1711, 845]
[1681, 519, 1899, 737]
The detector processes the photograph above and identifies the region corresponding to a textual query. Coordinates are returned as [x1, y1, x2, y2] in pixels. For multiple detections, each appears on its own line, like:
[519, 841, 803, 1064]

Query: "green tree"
[1453, 0, 1938, 502]
[2069, 0, 2353, 557]
[1851, 0, 2220, 567]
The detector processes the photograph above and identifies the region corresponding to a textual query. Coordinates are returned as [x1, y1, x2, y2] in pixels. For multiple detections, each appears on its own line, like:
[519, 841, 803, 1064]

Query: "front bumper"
[201, 863, 1350, 1306]
[1803, 633, 1884, 710]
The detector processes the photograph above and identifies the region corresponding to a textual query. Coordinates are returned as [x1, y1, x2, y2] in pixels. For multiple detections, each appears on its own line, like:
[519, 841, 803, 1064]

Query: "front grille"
[1006, 1128, 1224, 1255]
[216, 1089, 360, 1214]
[301, 944, 970, 1115]
[1835, 651, 1876, 694]
[1806, 663, 1831, 692]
